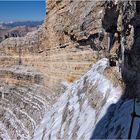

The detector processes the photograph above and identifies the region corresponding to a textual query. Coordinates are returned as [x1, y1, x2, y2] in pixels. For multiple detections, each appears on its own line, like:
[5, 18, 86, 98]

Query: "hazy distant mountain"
[3, 21, 43, 28]
[0, 21, 43, 42]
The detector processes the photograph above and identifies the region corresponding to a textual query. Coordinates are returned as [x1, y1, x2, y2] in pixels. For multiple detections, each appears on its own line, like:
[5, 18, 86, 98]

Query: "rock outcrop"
[1, 0, 140, 139]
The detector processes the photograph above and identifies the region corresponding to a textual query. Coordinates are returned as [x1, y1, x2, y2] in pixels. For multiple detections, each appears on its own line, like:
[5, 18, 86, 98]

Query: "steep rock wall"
[0, 0, 140, 139]
[0, 0, 110, 95]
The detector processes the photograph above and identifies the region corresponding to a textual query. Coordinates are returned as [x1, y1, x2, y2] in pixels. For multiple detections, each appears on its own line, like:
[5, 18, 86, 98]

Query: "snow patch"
[33, 58, 122, 140]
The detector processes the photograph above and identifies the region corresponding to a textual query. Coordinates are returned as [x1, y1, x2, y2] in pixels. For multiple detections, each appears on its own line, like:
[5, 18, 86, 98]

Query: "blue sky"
[0, 1, 46, 22]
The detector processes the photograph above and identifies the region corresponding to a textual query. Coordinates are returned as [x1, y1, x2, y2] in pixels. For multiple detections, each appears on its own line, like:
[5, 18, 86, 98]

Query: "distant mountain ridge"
[2, 21, 43, 28]
[0, 21, 43, 42]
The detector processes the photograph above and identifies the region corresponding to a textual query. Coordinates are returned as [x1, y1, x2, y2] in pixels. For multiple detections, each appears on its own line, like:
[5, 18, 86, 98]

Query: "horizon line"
[0, 0, 45, 1]
[0, 20, 44, 22]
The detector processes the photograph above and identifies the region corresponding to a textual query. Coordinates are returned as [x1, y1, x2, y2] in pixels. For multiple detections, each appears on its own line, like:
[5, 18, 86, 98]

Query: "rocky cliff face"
[0, 0, 140, 139]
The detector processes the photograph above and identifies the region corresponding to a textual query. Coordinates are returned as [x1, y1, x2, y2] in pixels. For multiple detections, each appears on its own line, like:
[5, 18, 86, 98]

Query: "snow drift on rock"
[33, 58, 122, 140]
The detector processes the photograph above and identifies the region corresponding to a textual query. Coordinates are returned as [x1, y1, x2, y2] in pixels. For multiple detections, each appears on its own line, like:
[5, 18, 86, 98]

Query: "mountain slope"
[1, 0, 140, 139]
[33, 58, 122, 140]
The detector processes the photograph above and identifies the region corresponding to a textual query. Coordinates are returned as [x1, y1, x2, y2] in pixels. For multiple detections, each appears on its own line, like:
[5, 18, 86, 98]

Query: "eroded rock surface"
[1, 0, 140, 139]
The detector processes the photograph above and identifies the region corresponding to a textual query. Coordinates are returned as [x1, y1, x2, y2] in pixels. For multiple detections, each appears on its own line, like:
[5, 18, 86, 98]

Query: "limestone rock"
[0, 0, 140, 139]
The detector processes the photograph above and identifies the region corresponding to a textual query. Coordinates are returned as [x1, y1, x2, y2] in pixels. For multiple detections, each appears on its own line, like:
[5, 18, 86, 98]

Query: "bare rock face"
[0, 66, 51, 139]
[44, 0, 140, 98]
[1, 0, 135, 96]
[0, 0, 140, 139]
[44, 0, 108, 84]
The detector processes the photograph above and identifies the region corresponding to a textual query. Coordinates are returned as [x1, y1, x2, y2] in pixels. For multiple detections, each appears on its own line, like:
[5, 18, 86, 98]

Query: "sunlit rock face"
[0, 0, 140, 139]
[0, 0, 136, 95]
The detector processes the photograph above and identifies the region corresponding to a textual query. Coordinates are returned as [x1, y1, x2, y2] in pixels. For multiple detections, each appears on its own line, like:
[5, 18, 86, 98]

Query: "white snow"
[0, 122, 11, 140]
[32, 58, 122, 140]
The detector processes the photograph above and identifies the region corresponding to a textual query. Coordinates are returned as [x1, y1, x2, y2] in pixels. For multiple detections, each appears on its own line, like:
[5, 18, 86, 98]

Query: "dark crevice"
[130, 2, 140, 28]
[132, 27, 140, 52]
[102, 1, 119, 33]
[136, 1, 140, 15]
[56, 0, 61, 5]
[38, 50, 44, 53]
[109, 59, 117, 67]
[77, 34, 98, 46]
[60, 45, 67, 49]
[64, 30, 103, 51]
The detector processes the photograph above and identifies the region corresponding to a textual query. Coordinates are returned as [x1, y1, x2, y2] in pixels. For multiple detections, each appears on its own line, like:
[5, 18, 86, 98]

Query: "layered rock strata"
[0, 0, 140, 139]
